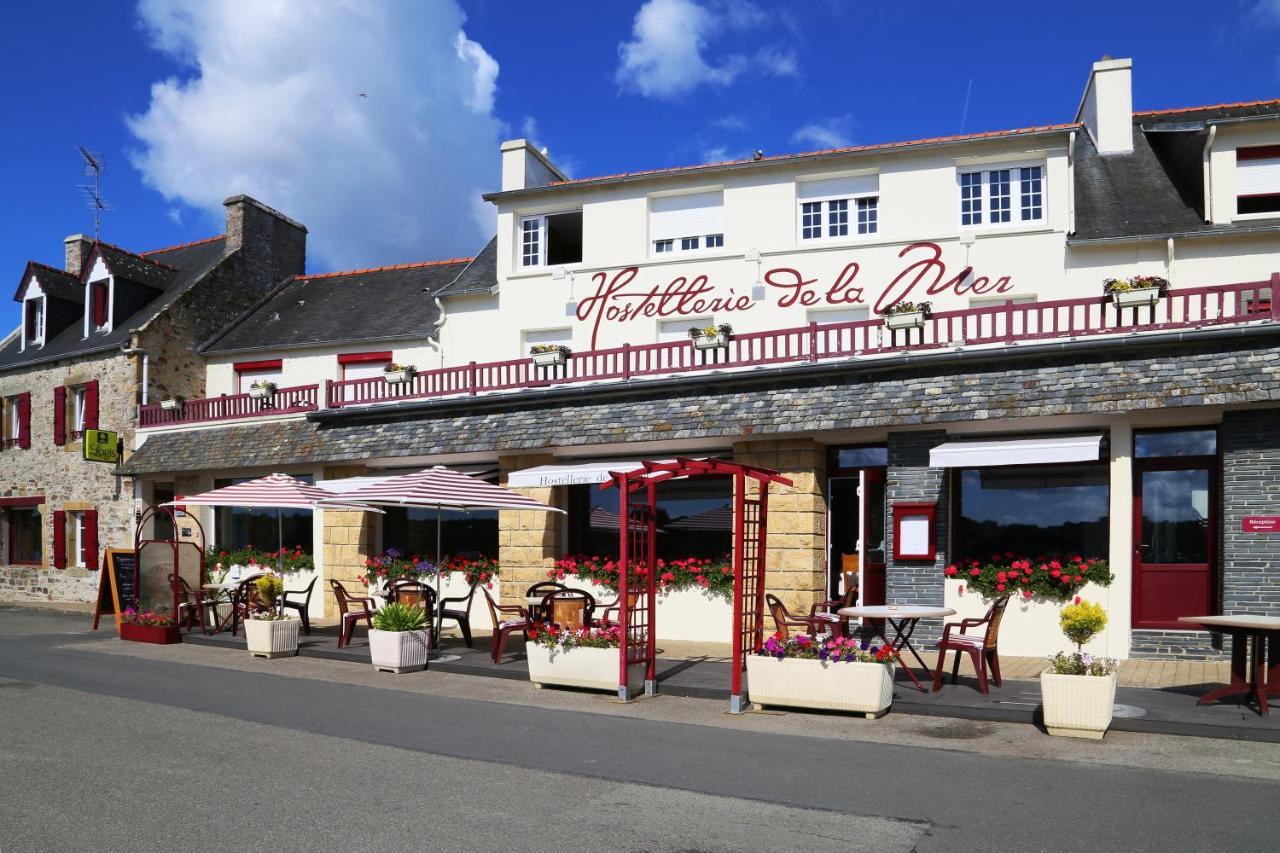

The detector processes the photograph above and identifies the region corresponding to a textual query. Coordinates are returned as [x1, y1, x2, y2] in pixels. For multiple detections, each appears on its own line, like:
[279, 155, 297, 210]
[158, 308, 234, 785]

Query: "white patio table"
[838, 604, 956, 692]
[1178, 615, 1280, 716]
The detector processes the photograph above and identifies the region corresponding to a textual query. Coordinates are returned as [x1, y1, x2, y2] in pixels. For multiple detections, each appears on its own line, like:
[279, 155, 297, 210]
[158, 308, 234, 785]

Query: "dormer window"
[23, 298, 44, 347]
[91, 280, 110, 329]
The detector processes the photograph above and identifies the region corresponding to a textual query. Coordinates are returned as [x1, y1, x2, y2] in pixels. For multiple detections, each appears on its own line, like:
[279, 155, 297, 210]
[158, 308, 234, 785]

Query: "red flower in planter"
[945, 565, 957, 577]
[971, 568, 982, 577]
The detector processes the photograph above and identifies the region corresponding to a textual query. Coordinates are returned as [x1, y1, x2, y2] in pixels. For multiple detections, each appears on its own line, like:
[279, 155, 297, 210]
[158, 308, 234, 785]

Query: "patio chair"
[329, 579, 376, 649]
[389, 579, 438, 615]
[765, 593, 840, 640]
[809, 582, 859, 638]
[438, 582, 477, 648]
[279, 576, 316, 634]
[229, 575, 270, 637]
[931, 595, 1011, 695]
[480, 585, 530, 664]
[169, 574, 208, 635]
[536, 588, 595, 631]
[593, 591, 642, 628]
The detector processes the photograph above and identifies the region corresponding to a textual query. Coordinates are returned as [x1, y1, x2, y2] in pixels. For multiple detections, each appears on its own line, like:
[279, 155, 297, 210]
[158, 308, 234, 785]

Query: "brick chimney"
[222, 195, 307, 286]
[1075, 56, 1133, 155]
[64, 234, 94, 276]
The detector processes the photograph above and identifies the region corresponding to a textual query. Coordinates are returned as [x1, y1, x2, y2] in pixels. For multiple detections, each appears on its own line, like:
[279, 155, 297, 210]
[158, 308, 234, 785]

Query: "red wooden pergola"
[601, 457, 791, 712]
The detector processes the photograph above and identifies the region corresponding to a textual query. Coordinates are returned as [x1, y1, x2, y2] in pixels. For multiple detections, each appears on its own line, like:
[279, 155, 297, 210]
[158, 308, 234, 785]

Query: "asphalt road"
[2, 607, 1279, 852]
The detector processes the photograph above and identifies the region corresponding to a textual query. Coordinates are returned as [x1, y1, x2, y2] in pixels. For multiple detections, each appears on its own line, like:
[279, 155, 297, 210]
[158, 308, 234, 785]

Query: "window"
[24, 298, 44, 345]
[566, 477, 732, 561]
[834, 445, 888, 469]
[235, 360, 284, 394]
[71, 386, 87, 439]
[955, 463, 1110, 562]
[339, 352, 392, 383]
[5, 397, 22, 446]
[70, 511, 87, 568]
[659, 317, 705, 343]
[969, 294, 1038, 337]
[797, 175, 879, 241]
[1135, 428, 1217, 458]
[524, 327, 572, 353]
[382, 507, 498, 559]
[650, 191, 724, 256]
[519, 210, 583, 267]
[958, 164, 1044, 227]
[7, 506, 42, 565]
[214, 476, 313, 555]
[91, 280, 110, 329]
[808, 307, 869, 325]
[1236, 145, 1280, 216]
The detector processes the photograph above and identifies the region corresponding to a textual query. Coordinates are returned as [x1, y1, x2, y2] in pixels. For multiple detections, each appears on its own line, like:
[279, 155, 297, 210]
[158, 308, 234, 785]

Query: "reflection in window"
[8, 506, 42, 564]
[215, 477, 313, 554]
[834, 446, 888, 469]
[567, 477, 731, 560]
[1135, 429, 1217, 458]
[382, 507, 497, 560]
[956, 464, 1109, 561]
[1140, 469, 1209, 564]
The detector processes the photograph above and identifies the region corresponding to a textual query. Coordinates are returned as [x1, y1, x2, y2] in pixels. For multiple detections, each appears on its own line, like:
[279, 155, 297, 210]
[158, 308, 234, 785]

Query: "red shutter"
[52, 510, 67, 569]
[93, 282, 109, 327]
[17, 392, 30, 449]
[83, 510, 98, 572]
[83, 380, 99, 431]
[53, 386, 66, 446]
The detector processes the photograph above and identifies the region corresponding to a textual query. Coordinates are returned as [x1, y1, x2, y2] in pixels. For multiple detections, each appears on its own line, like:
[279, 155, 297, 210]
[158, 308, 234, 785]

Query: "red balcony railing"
[141, 277, 1277, 429]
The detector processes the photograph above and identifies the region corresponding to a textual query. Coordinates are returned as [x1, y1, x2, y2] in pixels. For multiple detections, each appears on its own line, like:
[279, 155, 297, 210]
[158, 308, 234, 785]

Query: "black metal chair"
[279, 576, 317, 634]
[439, 581, 478, 648]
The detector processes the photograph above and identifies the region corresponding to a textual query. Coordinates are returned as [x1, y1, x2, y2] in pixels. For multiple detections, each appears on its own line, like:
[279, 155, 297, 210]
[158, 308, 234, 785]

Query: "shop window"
[650, 191, 724, 256]
[381, 507, 498, 560]
[520, 211, 583, 268]
[7, 506, 42, 565]
[797, 175, 878, 241]
[833, 445, 888, 470]
[954, 463, 1109, 562]
[958, 164, 1044, 227]
[566, 477, 732, 561]
[1236, 145, 1280, 216]
[1135, 428, 1217, 458]
[214, 476, 313, 554]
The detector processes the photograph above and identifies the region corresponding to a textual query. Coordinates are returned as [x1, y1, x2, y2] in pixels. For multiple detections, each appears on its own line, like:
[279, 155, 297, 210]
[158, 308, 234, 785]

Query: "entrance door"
[861, 469, 887, 606]
[1133, 461, 1216, 628]
[826, 470, 887, 606]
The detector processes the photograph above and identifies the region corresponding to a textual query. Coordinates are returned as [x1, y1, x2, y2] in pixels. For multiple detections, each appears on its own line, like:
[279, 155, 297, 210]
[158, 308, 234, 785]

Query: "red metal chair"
[329, 579, 376, 649]
[481, 585, 530, 664]
[765, 593, 840, 640]
[931, 595, 1011, 694]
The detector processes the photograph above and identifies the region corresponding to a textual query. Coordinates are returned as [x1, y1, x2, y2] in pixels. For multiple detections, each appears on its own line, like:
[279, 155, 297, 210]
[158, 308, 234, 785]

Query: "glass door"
[861, 468, 886, 606]
[1133, 461, 1216, 628]
[827, 477, 859, 600]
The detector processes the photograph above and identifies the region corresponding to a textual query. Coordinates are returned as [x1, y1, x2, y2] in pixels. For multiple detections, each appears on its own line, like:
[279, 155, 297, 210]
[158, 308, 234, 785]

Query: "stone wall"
[885, 431, 950, 644]
[1222, 407, 1280, 618]
[319, 464, 374, 617]
[498, 453, 563, 606]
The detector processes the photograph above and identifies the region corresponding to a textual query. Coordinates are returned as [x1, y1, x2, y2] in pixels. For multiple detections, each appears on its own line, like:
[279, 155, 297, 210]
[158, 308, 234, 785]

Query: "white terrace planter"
[747, 655, 895, 719]
[248, 385, 275, 399]
[369, 628, 431, 673]
[691, 332, 729, 350]
[1111, 287, 1161, 308]
[1040, 670, 1118, 739]
[244, 617, 300, 659]
[159, 398, 183, 411]
[525, 642, 644, 694]
[531, 350, 568, 367]
[884, 311, 927, 330]
[383, 368, 415, 385]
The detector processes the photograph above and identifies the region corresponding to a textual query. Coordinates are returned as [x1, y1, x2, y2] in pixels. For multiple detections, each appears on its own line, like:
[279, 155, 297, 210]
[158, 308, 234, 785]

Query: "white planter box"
[884, 311, 926, 330]
[1111, 287, 1161, 308]
[369, 628, 431, 673]
[691, 332, 729, 350]
[244, 617, 300, 659]
[159, 398, 183, 411]
[1040, 670, 1117, 739]
[747, 655, 895, 718]
[248, 385, 275, 399]
[531, 350, 568, 367]
[525, 642, 644, 694]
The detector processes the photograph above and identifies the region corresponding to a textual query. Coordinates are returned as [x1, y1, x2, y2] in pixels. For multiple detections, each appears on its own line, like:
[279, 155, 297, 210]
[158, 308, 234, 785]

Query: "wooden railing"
[140, 277, 1278, 429]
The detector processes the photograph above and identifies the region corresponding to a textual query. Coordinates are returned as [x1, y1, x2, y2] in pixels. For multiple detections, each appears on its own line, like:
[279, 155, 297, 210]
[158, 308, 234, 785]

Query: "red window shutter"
[17, 392, 30, 449]
[52, 510, 67, 569]
[83, 380, 99, 431]
[84, 510, 99, 572]
[93, 282, 109, 327]
[53, 386, 67, 446]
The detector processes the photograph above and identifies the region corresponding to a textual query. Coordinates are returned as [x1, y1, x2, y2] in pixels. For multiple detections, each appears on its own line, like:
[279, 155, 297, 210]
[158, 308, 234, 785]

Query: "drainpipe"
[430, 296, 447, 369]
[120, 338, 149, 406]
[1166, 237, 1175, 282]
[1067, 131, 1077, 235]
[1202, 124, 1217, 223]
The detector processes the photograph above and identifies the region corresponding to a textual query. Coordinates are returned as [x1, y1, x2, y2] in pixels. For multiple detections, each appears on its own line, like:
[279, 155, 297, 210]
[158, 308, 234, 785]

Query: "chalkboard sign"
[91, 549, 139, 631]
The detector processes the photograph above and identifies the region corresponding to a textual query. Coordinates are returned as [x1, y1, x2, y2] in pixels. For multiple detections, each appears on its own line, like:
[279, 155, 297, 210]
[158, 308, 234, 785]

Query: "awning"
[507, 458, 677, 488]
[929, 434, 1103, 468]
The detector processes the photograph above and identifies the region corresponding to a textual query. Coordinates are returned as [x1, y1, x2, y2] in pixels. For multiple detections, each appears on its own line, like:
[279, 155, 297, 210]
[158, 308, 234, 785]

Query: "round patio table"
[838, 605, 956, 692]
[1178, 615, 1280, 716]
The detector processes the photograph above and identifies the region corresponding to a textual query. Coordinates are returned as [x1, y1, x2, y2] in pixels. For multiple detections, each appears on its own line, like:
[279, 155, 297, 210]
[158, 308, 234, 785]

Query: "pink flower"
[1022, 589, 1032, 599]
[1073, 596, 1081, 605]
[971, 568, 982, 577]
[945, 565, 957, 577]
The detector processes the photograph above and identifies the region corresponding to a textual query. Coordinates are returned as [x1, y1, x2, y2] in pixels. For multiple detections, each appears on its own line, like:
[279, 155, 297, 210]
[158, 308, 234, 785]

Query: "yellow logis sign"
[82, 428, 120, 464]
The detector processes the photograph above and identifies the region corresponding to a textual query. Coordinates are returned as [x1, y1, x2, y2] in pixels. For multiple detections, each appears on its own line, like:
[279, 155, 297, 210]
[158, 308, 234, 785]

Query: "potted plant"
[383, 363, 416, 384]
[1103, 275, 1168, 308]
[746, 632, 896, 718]
[119, 606, 181, 645]
[248, 379, 276, 399]
[368, 602, 432, 673]
[525, 622, 644, 694]
[881, 301, 932, 330]
[689, 323, 732, 350]
[159, 396, 184, 411]
[530, 344, 571, 367]
[243, 574, 300, 659]
[1040, 599, 1118, 739]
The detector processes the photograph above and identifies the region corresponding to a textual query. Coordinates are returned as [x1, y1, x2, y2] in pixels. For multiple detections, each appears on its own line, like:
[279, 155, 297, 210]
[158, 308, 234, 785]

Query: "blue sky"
[1, 0, 1276, 331]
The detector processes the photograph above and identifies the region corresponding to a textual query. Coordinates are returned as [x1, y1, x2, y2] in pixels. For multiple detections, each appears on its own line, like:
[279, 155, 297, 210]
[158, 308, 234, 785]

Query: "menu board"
[892, 503, 937, 561]
[91, 549, 138, 631]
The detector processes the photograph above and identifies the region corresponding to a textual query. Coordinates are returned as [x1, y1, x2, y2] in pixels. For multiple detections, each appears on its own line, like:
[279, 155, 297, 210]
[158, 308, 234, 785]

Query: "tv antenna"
[77, 146, 111, 240]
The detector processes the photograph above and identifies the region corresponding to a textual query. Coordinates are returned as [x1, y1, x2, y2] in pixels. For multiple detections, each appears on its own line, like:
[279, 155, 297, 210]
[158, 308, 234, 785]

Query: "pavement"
[3, 605, 1280, 851]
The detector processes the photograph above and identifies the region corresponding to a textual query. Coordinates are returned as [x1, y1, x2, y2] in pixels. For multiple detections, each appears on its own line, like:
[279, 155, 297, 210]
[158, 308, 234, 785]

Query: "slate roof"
[19, 262, 83, 303]
[200, 257, 476, 355]
[0, 236, 228, 372]
[435, 237, 497, 298]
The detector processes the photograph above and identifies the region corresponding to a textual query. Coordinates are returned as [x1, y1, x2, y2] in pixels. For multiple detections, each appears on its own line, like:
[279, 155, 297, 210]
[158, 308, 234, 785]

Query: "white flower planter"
[159, 398, 183, 411]
[1111, 287, 1161, 308]
[531, 350, 568, 367]
[884, 311, 926, 330]
[248, 385, 275, 399]
[747, 655, 895, 719]
[384, 368, 414, 384]
[244, 617, 300, 659]
[1040, 670, 1117, 739]
[691, 332, 729, 350]
[369, 628, 431, 673]
[525, 642, 644, 694]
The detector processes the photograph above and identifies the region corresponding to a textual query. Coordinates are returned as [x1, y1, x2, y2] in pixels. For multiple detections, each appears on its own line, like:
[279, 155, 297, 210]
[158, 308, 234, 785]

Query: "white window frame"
[658, 317, 708, 344]
[5, 397, 21, 443]
[649, 191, 725, 257]
[22, 296, 46, 349]
[71, 386, 87, 436]
[796, 193, 879, 243]
[523, 326, 573, 354]
[518, 210, 583, 269]
[71, 511, 86, 568]
[956, 161, 1046, 230]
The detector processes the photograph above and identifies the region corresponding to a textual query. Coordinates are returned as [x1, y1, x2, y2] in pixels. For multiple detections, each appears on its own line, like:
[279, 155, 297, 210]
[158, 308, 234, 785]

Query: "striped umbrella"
[319, 466, 562, 655]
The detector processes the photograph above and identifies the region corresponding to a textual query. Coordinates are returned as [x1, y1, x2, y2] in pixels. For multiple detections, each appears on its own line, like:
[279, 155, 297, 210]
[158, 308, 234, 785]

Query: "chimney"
[1075, 57, 1133, 155]
[223, 195, 307, 286]
[500, 139, 567, 192]
[64, 234, 94, 276]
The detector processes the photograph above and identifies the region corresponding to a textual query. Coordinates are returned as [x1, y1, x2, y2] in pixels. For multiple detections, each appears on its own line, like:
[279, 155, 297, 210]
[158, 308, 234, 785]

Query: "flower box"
[119, 623, 181, 644]
[746, 655, 894, 718]
[1040, 669, 1117, 739]
[159, 397, 183, 411]
[1111, 287, 1161, 308]
[691, 331, 730, 350]
[369, 627, 431, 673]
[531, 349, 568, 368]
[884, 310, 926, 330]
[248, 383, 275, 400]
[384, 367, 415, 385]
[525, 642, 644, 694]
[244, 617, 300, 659]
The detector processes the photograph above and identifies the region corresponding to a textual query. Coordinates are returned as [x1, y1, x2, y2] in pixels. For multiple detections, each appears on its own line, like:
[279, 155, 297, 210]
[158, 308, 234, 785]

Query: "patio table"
[838, 605, 956, 692]
[202, 574, 267, 633]
[1177, 615, 1280, 716]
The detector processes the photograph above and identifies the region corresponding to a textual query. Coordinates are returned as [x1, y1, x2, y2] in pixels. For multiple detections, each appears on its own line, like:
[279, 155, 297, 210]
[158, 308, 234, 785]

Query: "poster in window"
[893, 503, 937, 561]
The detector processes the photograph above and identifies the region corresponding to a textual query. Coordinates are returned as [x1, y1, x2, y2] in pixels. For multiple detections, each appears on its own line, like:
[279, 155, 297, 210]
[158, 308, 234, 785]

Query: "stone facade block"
[885, 431, 950, 644]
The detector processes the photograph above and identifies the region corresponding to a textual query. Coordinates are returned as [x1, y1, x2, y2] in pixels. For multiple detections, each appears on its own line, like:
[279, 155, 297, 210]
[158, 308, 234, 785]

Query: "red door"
[1132, 459, 1216, 628]
[862, 469, 887, 606]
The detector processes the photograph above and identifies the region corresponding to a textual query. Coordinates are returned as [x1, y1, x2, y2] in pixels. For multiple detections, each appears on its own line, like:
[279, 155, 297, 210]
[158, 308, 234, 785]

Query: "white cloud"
[1251, 0, 1280, 24]
[711, 114, 749, 131]
[128, 0, 506, 271]
[615, 0, 797, 99]
[790, 115, 856, 150]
